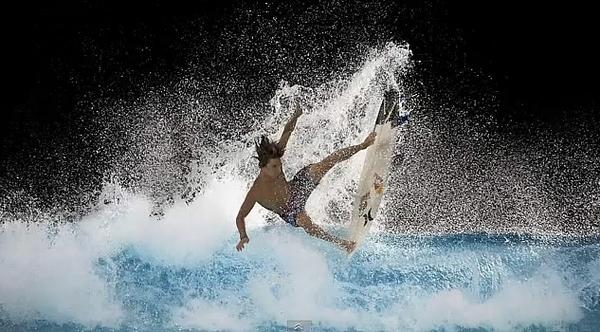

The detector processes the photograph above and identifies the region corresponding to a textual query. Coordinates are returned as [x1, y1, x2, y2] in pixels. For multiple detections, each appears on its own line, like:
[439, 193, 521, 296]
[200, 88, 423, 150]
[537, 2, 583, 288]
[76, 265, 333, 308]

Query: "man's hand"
[361, 131, 377, 148]
[236, 236, 249, 252]
[292, 99, 303, 118]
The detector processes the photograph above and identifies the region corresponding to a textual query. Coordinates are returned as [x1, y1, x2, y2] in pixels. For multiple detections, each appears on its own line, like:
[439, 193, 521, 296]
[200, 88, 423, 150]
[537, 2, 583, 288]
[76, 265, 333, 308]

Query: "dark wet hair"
[253, 135, 285, 168]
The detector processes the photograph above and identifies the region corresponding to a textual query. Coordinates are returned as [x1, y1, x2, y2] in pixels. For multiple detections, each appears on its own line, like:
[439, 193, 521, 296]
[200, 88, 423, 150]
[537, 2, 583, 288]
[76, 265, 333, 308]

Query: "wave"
[1, 42, 599, 331]
[1, 177, 599, 331]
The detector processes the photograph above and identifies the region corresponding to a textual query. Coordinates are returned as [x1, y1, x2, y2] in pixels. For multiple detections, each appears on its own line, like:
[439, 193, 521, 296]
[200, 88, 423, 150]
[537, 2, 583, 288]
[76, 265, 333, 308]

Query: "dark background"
[1, 0, 597, 215]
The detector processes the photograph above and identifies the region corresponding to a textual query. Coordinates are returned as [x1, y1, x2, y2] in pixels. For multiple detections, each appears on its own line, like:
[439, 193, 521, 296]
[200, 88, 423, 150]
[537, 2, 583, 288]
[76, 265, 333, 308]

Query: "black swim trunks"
[278, 164, 320, 227]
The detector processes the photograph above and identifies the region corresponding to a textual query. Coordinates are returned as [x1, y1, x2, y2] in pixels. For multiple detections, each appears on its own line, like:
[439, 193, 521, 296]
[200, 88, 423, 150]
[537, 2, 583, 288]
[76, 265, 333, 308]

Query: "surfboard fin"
[375, 89, 398, 126]
[376, 88, 410, 129]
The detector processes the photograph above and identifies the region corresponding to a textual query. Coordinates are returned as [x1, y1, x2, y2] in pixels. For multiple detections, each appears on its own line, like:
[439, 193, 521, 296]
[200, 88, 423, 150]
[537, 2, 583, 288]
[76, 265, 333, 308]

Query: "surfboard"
[347, 89, 410, 256]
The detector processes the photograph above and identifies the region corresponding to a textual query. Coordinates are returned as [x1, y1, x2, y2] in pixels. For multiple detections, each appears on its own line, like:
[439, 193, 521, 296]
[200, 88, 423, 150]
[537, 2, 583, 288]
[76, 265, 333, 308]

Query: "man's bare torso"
[252, 172, 291, 215]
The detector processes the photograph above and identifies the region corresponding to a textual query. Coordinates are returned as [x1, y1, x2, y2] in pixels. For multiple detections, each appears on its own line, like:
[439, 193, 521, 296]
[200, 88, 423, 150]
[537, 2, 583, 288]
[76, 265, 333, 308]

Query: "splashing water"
[1, 43, 599, 331]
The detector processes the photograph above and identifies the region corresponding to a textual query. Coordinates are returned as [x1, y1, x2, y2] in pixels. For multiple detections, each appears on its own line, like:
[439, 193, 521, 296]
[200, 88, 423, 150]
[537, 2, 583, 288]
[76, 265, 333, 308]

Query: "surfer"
[235, 101, 376, 253]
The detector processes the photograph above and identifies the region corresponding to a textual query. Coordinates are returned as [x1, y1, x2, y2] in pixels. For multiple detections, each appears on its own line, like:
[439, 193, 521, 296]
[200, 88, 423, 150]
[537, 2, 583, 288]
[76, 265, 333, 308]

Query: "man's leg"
[307, 143, 365, 183]
[296, 211, 356, 252]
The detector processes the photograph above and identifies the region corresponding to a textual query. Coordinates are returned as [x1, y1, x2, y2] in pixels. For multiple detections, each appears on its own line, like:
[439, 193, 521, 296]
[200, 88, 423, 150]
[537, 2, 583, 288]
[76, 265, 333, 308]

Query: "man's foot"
[340, 239, 357, 253]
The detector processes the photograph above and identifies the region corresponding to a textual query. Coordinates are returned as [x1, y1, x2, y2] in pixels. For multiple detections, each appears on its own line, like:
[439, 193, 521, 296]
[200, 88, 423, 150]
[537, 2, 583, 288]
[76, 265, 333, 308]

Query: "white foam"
[0, 222, 124, 327]
[0, 175, 260, 327]
[395, 270, 583, 331]
[0, 195, 591, 331]
[101, 178, 252, 266]
[172, 297, 248, 331]
[174, 229, 377, 331]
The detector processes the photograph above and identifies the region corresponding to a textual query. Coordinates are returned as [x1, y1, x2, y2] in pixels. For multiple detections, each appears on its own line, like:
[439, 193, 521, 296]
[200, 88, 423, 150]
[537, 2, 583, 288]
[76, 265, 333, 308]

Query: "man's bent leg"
[296, 211, 356, 252]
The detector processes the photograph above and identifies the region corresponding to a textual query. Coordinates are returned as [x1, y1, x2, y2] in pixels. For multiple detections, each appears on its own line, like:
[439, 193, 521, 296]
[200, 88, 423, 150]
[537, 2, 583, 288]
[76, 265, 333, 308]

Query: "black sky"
[1, 0, 598, 211]
[4, 0, 597, 121]
[6, 2, 599, 112]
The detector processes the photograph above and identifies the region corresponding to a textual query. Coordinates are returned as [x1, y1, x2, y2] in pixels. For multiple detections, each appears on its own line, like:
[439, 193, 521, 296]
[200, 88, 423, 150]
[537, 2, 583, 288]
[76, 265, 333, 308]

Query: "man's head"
[254, 135, 285, 177]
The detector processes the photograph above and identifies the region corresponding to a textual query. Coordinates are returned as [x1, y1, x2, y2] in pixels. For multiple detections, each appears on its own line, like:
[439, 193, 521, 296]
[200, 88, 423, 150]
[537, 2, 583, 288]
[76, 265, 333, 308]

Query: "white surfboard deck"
[347, 89, 409, 256]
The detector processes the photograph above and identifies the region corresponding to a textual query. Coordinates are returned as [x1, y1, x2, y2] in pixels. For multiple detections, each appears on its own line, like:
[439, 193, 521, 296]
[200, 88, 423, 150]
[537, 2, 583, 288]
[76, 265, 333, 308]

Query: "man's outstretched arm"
[277, 102, 303, 150]
[235, 189, 256, 252]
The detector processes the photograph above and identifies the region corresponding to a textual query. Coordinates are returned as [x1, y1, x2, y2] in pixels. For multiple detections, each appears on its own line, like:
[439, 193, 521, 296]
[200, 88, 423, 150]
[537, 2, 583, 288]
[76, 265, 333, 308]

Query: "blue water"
[2, 221, 598, 331]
